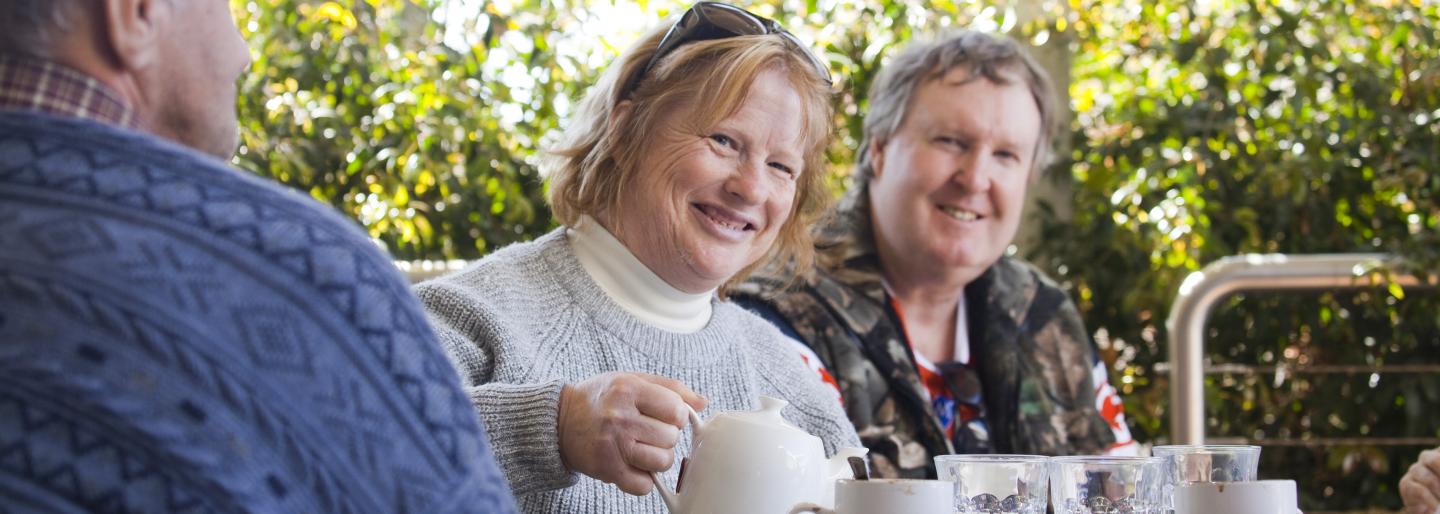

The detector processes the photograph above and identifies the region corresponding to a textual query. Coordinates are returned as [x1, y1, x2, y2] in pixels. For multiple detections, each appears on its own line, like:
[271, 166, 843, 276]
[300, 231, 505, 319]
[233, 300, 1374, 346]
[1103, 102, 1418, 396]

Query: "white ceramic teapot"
[651, 396, 868, 514]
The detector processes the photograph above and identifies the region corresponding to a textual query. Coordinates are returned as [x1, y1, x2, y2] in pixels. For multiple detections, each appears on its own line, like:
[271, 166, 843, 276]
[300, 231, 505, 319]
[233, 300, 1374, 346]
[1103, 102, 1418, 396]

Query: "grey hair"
[854, 30, 1058, 188]
[0, 0, 81, 58]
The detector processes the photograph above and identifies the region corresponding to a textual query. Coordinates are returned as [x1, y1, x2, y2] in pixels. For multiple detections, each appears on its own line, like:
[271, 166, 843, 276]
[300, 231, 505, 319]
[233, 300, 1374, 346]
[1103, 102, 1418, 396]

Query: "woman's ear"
[610, 100, 633, 134]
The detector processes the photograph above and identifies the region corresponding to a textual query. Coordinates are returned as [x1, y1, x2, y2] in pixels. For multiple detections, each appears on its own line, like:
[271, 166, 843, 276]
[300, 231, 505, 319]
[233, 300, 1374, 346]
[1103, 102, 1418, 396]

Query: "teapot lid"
[709, 396, 805, 433]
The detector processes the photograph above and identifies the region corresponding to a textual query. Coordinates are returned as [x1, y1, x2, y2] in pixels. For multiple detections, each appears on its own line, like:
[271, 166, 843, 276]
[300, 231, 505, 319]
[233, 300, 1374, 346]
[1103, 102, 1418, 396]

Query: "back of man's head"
[0, 1, 78, 58]
[0, 0, 252, 160]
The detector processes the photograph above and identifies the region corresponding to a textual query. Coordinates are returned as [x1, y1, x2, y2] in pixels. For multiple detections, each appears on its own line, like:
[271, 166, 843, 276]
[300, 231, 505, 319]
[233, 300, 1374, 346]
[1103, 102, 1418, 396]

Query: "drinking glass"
[935, 454, 1048, 514]
[1150, 445, 1260, 484]
[1049, 456, 1166, 514]
[1151, 445, 1261, 513]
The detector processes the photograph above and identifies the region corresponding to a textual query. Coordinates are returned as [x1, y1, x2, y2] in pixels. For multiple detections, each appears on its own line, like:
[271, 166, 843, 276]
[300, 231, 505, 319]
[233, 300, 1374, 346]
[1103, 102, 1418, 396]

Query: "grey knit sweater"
[414, 228, 863, 513]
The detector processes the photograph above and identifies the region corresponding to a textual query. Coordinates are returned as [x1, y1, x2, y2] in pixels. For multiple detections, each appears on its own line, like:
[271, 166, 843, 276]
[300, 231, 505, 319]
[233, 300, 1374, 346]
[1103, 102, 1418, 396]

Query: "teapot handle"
[650, 405, 703, 511]
[650, 468, 680, 511]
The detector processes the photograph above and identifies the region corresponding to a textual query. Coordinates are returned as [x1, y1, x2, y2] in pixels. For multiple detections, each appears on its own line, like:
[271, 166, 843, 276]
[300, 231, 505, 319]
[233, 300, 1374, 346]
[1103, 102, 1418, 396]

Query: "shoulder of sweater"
[414, 230, 573, 318]
[3, 112, 277, 198]
[714, 301, 783, 337]
[716, 303, 850, 438]
[713, 302, 814, 376]
[2, 113, 365, 237]
[417, 229, 567, 288]
[0, 111, 410, 295]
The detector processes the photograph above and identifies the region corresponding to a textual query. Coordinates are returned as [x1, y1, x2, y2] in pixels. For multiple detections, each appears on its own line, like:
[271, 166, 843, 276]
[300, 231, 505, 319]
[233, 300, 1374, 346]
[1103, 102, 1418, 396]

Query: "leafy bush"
[1041, 0, 1440, 509]
[231, 0, 1041, 256]
[234, 0, 560, 259]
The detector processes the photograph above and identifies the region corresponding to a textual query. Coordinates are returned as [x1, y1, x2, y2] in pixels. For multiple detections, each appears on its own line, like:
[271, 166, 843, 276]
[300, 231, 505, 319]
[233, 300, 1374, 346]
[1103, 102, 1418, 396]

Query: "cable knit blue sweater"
[0, 112, 517, 513]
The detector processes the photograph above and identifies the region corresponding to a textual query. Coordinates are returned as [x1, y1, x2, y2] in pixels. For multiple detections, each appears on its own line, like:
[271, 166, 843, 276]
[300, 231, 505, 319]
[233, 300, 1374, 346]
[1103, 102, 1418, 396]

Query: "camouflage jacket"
[735, 195, 1116, 479]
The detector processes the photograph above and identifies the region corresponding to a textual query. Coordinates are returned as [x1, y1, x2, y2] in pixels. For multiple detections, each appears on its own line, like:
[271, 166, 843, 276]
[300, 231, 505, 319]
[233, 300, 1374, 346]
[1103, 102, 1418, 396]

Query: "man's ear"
[868, 137, 888, 181]
[1027, 144, 1046, 185]
[101, 0, 171, 71]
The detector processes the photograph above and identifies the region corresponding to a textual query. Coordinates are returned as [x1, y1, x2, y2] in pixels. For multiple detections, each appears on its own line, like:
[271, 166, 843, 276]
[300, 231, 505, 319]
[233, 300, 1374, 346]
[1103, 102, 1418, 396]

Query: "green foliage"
[232, 0, 1440, 510]
[233, 0, 560, 258]
[231, 0, 1047, 257]
[1036, 0, 1440, 509]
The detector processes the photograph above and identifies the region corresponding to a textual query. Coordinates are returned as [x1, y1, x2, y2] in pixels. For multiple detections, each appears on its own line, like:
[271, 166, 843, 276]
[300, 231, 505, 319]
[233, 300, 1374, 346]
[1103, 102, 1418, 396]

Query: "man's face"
[145, 0, 251, 159]
[867, 67, 1041, 283]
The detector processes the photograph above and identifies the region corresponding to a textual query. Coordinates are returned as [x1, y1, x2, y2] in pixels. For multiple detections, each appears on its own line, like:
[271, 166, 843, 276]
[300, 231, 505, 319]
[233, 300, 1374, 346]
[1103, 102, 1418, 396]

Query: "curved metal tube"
[396, 259, 471, 283]
[403, 253, 1425, 444]
[1165, 253, 1427, 444]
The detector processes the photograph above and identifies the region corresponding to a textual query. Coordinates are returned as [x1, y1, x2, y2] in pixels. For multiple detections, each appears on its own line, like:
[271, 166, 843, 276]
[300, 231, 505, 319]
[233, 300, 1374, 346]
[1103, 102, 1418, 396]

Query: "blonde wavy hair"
[546, 17, 834, 295]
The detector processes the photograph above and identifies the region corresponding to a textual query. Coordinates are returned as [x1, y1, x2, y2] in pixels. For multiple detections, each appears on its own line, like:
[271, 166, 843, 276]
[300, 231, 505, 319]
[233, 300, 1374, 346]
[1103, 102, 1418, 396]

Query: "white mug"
[790, 479, 954, 514]
[1173, 479, 1302, 514]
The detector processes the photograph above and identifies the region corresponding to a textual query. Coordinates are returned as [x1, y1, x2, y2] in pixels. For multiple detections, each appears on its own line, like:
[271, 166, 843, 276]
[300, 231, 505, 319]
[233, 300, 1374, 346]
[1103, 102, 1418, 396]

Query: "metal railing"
[404, 253, 1432, 447]
[396, 259, 470, 283]
[1165, 253, 1432, 444]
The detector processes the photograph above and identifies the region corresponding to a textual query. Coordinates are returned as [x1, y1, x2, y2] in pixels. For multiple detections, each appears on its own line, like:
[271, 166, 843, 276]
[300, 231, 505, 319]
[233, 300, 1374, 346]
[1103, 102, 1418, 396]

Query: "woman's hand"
[1402, 447, 1440, 514]
[557, 372, 708, 495]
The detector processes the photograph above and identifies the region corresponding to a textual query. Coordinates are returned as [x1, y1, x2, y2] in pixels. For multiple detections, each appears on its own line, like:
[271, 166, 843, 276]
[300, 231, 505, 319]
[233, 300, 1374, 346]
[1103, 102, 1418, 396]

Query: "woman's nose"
[724, 160, 770, 204]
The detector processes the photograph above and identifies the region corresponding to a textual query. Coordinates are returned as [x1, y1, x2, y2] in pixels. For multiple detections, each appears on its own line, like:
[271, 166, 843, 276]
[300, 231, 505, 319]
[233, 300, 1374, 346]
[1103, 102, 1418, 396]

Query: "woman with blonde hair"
[415, 3, 861, 512]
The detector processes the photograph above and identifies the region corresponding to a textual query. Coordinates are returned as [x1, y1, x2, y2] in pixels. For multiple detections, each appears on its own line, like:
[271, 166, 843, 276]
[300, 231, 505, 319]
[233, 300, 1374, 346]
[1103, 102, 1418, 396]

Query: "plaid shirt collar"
[0, 54, 142, 130]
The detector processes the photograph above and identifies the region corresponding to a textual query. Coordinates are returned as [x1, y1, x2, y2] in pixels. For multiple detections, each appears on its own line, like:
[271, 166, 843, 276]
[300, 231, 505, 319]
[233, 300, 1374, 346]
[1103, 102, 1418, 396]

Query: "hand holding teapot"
[558, 371, 708, 495]
[650, 396, 868, 514]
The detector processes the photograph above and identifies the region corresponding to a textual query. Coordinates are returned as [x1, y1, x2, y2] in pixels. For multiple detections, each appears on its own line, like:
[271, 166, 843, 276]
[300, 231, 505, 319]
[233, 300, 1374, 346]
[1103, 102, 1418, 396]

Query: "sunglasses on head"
[621, 2, 832, 97]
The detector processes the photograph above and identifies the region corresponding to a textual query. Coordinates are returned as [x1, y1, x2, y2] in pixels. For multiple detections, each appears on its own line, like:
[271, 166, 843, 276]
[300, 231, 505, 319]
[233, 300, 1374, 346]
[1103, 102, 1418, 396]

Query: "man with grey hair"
[736, 30, 1135, 479]
[0, 0, 249, 158]
[0, 1, 515, 511]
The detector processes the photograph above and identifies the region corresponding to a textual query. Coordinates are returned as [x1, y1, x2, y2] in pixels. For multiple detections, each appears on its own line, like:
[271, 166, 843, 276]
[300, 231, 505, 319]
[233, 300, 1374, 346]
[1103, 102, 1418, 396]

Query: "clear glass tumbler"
[935, 454, 1048, 514]
[1151, 444, 1261, 513]
[1049, 456, 1166, 514]
[1150, 445, 1261, 484]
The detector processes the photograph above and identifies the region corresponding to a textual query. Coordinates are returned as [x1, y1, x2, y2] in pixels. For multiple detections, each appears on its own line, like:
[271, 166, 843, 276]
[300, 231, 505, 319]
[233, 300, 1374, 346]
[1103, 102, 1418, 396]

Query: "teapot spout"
[814, 447, 869, 510]
[826, 447, 870, 480]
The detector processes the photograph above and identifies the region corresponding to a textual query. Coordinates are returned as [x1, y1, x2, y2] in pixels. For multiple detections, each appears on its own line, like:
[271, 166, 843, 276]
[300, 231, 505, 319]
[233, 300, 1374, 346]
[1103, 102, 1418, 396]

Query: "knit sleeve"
[415, 280, 579, 496]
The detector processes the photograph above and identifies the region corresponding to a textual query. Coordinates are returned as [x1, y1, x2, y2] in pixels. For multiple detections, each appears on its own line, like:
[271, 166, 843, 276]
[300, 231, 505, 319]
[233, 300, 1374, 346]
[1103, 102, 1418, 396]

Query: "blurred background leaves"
[1042, 0, 1440, 510]
[231, 0, 1439, 510]
[234, 0, 558, 258]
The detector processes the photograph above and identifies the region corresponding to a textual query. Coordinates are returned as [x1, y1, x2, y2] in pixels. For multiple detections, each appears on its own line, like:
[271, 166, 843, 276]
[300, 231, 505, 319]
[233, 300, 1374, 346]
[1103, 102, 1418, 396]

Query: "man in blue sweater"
[0, 1, 516, 512]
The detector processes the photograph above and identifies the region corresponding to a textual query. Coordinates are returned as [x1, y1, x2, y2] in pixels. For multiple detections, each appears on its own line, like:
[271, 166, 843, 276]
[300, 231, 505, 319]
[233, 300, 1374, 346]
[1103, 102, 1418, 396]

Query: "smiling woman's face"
[603, 66, 805, 294]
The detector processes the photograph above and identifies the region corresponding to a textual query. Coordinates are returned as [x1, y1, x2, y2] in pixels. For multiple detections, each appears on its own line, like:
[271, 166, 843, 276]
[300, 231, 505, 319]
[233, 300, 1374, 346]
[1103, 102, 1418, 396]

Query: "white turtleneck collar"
[567, 215, 715, 333]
